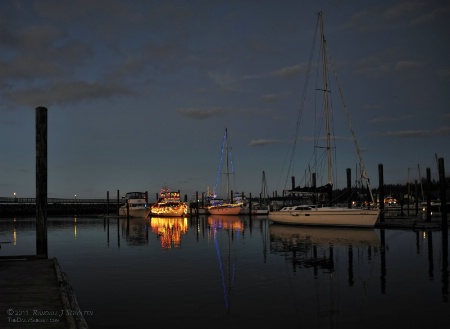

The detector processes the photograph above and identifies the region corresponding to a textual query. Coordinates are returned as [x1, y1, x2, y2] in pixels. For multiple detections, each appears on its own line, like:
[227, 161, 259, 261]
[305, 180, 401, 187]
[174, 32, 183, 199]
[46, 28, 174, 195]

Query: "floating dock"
[0, 257, 88, 329]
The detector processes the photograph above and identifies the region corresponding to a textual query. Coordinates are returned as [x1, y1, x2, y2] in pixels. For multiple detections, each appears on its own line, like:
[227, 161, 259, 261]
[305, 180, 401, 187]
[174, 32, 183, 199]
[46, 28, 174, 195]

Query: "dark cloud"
[3, 80, 133, 106]
[177, 107, 228, 120]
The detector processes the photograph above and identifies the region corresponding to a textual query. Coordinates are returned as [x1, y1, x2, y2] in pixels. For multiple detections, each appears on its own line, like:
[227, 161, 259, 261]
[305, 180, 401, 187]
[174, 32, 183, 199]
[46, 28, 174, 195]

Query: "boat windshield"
[125, 192, 146, 199]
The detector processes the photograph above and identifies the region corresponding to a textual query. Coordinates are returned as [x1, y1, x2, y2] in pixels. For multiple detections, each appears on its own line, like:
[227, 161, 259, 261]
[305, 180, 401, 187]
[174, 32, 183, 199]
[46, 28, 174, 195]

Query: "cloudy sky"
[1, 0, 449, 201]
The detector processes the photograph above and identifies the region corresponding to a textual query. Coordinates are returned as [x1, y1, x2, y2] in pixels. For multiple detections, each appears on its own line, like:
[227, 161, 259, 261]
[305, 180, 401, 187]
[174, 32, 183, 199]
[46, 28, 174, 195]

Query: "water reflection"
[269, 225, 380, 279]
[1, 217, 449, 328]
[208, 216, 243, 315]
[149, 217, 188, 249]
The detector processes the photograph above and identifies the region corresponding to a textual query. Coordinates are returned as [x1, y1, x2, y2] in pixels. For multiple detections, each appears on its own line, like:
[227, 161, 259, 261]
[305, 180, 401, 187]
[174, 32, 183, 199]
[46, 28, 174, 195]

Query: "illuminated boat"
[207, 129, 242, 216]
[119, 192, 149, 218]
[150, 187, 188, 217]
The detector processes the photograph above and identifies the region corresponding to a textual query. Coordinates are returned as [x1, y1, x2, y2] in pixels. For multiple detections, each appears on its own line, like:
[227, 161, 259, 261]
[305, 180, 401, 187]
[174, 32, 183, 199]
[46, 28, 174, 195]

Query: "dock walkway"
[0, 257, 88, 329]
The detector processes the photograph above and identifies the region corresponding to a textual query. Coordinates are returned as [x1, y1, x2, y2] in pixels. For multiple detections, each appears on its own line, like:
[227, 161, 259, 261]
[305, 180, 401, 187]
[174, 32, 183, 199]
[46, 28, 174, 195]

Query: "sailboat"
[268, 12, 380, 227]
[208, 129, 243, 215]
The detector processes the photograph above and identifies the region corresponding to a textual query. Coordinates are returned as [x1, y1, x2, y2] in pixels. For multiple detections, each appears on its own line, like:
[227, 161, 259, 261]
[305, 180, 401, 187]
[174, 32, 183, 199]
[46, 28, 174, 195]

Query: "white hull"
[208, 205, 242, 215]
[119, 207, 149, 218]
[268, 206, 380, 227]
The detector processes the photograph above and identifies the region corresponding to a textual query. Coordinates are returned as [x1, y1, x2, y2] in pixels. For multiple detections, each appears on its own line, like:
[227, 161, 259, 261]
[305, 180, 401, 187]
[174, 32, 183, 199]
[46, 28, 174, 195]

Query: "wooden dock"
[0, 257, 88, 329]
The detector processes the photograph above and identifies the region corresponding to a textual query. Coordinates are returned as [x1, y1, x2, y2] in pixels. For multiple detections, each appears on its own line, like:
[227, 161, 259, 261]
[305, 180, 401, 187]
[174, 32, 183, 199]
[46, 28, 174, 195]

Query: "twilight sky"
[1, 0, 449, 201]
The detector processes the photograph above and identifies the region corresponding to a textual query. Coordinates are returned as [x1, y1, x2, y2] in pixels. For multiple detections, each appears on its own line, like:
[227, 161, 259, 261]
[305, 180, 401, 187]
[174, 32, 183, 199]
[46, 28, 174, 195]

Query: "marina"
[0, 215, 448, 328]
[0, 6, 449, 329]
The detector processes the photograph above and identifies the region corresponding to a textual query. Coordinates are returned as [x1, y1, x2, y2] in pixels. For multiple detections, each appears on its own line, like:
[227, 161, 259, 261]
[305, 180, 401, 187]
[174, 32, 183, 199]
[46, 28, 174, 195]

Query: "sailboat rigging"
[268, 12, 380, 227]
[208, 128, 243, 215]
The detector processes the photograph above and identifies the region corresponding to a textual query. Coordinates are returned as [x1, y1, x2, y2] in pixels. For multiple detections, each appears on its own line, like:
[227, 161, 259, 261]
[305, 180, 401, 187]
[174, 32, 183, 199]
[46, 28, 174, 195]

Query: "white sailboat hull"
[208, 205, 242, 215]
[268, 207, 380, 227]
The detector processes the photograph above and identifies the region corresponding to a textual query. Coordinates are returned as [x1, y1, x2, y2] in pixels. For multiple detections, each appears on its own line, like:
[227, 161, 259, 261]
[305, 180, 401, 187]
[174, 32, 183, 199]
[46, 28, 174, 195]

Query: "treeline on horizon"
[333, 176, 450, 202]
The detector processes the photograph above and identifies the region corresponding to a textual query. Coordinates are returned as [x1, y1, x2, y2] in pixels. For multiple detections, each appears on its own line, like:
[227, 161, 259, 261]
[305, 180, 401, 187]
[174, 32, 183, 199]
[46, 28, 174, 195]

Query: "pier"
[0, 257, 88, 329]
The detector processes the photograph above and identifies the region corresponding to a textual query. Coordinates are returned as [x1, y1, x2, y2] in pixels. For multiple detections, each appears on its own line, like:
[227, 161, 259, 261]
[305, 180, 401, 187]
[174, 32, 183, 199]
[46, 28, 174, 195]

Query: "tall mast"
[319, 11, 333, 186]
[225, 128, 229, 203]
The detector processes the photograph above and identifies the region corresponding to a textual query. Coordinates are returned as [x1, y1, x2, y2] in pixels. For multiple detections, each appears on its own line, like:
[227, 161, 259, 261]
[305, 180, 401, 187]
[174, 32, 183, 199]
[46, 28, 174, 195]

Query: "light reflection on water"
[0, 216, 448, 328]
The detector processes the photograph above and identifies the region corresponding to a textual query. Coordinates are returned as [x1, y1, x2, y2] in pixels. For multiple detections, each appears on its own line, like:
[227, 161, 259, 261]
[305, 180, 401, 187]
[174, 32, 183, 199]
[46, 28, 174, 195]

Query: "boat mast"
[225, 128, 230, 203]
[319, 11, 333, 187]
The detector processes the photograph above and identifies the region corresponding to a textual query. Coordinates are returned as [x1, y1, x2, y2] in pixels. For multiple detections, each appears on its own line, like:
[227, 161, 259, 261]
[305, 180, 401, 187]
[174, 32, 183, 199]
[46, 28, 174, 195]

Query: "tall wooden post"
[107, 191, 110, 216]
[414, 180, 419, 216]
[36, 106, 48, 258]
[346, 168, 351, 209]
[426, 168, 431, 222]
[378, 164, 384, 222]
[117, 189, 120, 216]
[312, 173, 317, 205]
[438, 158, 447, 229]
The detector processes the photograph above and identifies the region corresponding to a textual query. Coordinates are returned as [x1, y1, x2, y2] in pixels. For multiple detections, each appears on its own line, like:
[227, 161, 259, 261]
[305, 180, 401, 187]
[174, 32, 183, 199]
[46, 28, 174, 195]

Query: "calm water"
[1, 216, 449, 329]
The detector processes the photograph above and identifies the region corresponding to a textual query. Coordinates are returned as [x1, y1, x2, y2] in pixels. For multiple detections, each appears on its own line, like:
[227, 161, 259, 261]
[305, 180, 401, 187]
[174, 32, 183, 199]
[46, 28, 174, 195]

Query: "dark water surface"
[1, 216, 448, 329]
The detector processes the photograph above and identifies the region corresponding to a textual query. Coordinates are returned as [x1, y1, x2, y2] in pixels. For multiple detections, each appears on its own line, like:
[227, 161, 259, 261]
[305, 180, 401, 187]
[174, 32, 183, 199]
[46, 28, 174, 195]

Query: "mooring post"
[426, 168, 431, 222]
[414, 180, 419, 216]
[312, 173, 317, 205]
[346, 168, 351, 208]
[196, 191, 199, 215]
[438, 158, 447, 230]
[107, 191, 110, 216]
[249, 192, 252, 216]
[126, 199, 130, 220]
[117, 189, 120, 216]
[36, 106, 48, 258]
[378, 164, 384, 222]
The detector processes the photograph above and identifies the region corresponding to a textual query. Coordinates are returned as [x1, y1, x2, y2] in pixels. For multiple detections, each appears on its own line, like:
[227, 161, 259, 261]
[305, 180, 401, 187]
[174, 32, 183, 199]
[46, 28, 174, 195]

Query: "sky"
[1, 0, 449, 202]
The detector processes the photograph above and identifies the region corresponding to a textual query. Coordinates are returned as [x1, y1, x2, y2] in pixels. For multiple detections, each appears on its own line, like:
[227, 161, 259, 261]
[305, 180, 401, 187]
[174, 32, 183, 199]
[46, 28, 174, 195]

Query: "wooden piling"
[426, 168, 431, 222]
[414, 180, 419, 216]
[438, 158, 447, 229]
[36, 106, 48, 258]
[107, 191, 110, 216]
[346, 168, 351, 208]
[196, 191, 199, 215]
[117, 189, 120, 216]
[378, 164, 384, 222]
[312, 173, 317, 205]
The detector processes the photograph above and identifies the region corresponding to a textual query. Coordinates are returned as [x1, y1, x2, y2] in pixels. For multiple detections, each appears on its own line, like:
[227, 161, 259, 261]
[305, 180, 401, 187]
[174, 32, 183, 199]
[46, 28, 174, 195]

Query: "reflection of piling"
[427, 231, 433, 279]
[442, 228, 449, 302]
[380, 229, 386, 294]
[438, 158, 447, 230]
[440, 158, 449, 302]
[36, 106, 48, 258]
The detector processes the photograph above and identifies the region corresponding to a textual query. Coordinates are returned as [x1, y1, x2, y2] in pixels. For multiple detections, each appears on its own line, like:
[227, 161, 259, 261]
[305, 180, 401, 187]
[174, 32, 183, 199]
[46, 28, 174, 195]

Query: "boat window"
[294, 206, 311, 211]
